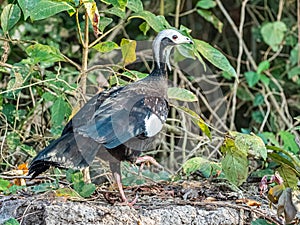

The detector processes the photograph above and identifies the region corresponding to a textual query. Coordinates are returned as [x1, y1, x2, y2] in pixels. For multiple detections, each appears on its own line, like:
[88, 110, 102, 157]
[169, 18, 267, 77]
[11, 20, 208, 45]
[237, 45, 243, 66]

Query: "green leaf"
[196, 0, 216, 9]
[245, 71, 260, 87]
[18, 0, 37, 20]
[252, 110, 264, 123]
[257, 60, 270, 74]
[129, 11, 166, 32]
[55, 187, 81, 198]
[221, 137, 248, 186]
[30, 181, 59, 193]
[229, 131, 267, 160]
[197, 9, 222, 33]
[127, 0, 143, 12]
[42, 92, 56, 102]
[175, 106, 211, 139]
[277, 165, 298, 188]
[288, 66, 300, 79]
[6, 132, 20, 151]
[105, 6, 126, 18]
[289, 44, 299, 66]
[174, 44, 195, 63]
[99, 16, 113, 32]
[279, 131, 299, 154]
[261, 21, 287, 51]
[194, 39, 237, 79]
[3, 218, 20, 225]
[259, 74, 270, 86]
[26, 44, 65, 64]
[101, 0, 127, 10]
[51, 96, 71, 135]
[253, 93, 264, 106]
[20, 0, 74, 21]
[78, 183, 96, 198]
[1, 4, 21, 33]
[251, 218, 275, 225]
[168, 87, 198, 102]
[261, 132, 280, 146]
[139, 21, 150, 35]
[236, 87, 252, 101]
[0, 178, 10, 191]
[182, 157, 221, 177]
[93, 41, 119, 53]
[120, 39, 137, 65]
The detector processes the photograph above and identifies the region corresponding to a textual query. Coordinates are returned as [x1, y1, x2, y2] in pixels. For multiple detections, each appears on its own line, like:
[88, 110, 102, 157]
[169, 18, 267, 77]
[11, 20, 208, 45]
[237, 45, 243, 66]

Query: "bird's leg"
[113, 172, 138, 206]
[135, 156, 163, 174]
[110, 162, 138, 206]
[82, 167, 91, 183]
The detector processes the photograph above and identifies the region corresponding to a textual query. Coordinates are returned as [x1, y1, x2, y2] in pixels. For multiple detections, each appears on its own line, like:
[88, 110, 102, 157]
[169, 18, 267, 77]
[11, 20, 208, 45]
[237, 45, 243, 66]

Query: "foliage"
[0, 0, 299, 222]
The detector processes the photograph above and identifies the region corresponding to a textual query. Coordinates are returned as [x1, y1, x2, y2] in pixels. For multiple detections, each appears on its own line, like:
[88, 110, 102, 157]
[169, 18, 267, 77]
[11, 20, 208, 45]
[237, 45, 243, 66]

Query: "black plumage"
[28, 29, 193, 204]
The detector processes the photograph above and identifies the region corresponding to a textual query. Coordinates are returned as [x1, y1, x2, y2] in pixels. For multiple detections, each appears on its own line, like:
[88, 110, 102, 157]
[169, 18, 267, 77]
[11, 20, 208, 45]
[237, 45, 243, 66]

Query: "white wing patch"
[144, 113, 163, 137]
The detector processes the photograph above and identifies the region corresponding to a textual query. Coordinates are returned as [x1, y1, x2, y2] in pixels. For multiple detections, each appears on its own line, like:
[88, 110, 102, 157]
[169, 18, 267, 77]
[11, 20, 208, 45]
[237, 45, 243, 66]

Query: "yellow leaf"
[120, 38, 137, 65]
[83, 0, 100, 36]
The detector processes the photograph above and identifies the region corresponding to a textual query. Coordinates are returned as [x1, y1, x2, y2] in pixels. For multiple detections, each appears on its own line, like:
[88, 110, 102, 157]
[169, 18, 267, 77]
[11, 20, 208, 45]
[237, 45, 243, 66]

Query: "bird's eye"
[172, 35, 178, 40]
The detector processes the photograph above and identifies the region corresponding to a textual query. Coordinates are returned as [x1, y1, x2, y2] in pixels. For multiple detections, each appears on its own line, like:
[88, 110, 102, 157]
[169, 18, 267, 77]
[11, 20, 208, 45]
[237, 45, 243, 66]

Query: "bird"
[28, 29, 193, 205]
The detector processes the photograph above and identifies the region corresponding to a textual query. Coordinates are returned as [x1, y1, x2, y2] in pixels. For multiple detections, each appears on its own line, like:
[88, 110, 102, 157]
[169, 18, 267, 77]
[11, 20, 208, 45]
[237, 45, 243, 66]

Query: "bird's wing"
[75, 88, 168, 149]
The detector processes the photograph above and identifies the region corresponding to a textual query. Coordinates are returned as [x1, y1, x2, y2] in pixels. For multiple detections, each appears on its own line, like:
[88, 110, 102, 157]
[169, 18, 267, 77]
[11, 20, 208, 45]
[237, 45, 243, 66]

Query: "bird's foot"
[118, 193, 139, 207]
[113, 172, 138, 207]
[135, 155, 163, 172]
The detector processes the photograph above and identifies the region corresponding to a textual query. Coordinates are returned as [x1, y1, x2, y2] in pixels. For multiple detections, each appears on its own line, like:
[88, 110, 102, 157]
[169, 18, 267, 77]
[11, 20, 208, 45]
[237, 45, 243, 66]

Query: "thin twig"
[175, 0, 181, 28]
[230, 0, 249, 130]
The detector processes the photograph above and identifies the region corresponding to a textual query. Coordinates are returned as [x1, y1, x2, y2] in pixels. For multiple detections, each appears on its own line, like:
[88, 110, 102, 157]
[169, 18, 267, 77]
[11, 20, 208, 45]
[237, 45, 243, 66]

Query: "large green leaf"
[1, 4, 21, 33]
[105, 6, 126, 18]
[279, 131, 300, 154]
[221, 137, 248, 186]
[277, 165, 298, 188]
[51, 96, 71, 135]
[182, 157, 222, 178]
[197, 9, 222, 33]
[19, 0, 74, 21]
[168, 87, 198, 102]
[127, 0, 143, 12]
[25, 44, 65, 64]
[129, 11, 167, 32]
[194, 39, 237, 79]
[261, 21, 287, 51]
[229, 131, 267, 160]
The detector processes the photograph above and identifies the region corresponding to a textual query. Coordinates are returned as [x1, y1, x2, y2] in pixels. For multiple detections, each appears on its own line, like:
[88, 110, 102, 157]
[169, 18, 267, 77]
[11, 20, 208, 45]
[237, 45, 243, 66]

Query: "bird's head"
[152, 29, 193, 71]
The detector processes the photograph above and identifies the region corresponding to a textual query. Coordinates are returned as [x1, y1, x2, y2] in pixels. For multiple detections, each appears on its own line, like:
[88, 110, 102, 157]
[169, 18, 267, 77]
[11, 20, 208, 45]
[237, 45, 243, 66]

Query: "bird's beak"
[187, 38, 193, 45]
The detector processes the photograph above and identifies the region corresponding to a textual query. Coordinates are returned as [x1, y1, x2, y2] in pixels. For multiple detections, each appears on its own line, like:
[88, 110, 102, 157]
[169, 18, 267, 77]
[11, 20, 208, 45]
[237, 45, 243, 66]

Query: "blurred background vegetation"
[0, 0, 299, 195]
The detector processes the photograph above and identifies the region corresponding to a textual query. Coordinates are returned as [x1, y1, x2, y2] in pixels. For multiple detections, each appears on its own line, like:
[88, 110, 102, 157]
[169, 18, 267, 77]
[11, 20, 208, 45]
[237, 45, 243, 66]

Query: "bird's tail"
[28, 133, 98, 178]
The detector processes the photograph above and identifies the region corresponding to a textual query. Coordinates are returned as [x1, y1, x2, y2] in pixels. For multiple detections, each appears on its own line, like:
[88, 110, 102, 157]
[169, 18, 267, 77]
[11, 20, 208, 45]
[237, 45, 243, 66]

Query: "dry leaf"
[277, 188, 297, 224]
[236, 198, 261, 207]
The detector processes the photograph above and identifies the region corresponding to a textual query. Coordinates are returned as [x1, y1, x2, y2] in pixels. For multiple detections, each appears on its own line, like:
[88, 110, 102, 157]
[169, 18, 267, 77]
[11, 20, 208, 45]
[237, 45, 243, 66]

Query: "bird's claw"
[135, 155, 163, 172]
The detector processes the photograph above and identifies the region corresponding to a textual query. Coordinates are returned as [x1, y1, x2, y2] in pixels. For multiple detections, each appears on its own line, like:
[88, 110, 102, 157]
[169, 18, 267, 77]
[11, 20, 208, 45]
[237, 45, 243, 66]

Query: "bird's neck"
[150, 62, 167, 77]
[150, 37, 172, 77]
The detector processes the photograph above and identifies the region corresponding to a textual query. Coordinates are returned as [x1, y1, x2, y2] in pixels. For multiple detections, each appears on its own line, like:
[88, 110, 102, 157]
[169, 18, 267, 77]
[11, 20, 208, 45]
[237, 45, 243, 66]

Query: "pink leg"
[113, 172, 138, 206]
[135, 156, 163, 172]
